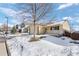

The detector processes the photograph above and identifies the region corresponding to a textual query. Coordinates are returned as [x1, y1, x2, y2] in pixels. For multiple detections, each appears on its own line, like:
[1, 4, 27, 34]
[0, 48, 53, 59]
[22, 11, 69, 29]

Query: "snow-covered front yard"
[7, 35, 79, 56]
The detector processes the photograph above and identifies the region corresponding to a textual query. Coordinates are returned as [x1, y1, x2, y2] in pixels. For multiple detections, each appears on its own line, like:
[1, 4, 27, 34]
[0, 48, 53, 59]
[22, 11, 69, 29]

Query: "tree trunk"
[33, 20, 36, 39]
[33, 4, 36, 40]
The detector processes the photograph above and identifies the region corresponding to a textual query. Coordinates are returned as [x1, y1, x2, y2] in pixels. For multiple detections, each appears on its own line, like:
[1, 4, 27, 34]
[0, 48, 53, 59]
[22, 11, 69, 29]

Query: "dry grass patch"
[29, 37, 40, 42]
[29, 36, 46, 42]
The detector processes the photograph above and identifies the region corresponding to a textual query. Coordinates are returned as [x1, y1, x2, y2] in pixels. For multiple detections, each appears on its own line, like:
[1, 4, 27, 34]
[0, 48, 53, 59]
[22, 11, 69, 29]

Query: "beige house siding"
[29, 24, 38, 34]
[59, 24, 63, 31]
[38, 26, 46, 34]
[46, 24, 63, 33]
[45, 20, 70, 35]
[62, 21, 70, 32]
[46, 26, 52, 33]
[24, 20, 70, 35]
[29, 24, 46, 34]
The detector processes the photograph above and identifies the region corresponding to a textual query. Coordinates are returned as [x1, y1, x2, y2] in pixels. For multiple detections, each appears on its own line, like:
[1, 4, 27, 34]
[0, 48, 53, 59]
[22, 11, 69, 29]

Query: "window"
[53, 26, 59, 30]
[50, 27, 52, 30]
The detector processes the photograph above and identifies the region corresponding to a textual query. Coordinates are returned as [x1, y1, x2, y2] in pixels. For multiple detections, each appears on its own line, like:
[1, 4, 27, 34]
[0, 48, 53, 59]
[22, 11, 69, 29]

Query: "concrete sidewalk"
[0, 42, 7, 56]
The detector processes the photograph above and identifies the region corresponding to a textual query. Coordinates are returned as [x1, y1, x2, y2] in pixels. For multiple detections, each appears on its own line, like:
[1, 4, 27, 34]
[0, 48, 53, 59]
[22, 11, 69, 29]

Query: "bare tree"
[15, 3, 53, 41]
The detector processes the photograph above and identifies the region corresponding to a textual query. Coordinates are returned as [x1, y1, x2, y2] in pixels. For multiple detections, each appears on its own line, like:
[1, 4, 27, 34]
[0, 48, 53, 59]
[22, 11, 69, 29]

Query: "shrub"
[71, 32, 79, 40]
[63, 31, 79, 40]
[11, 26, 17, 34]
[63, 31, 71, 37]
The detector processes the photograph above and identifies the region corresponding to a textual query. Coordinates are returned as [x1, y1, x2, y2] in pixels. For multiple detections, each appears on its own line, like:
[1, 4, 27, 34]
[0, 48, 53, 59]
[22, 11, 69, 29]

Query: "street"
[0, 36, 8, 56]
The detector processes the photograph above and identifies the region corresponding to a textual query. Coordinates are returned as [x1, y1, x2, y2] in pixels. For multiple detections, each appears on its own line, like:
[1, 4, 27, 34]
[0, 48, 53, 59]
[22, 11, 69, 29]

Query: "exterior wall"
[62, 21, 70, 32]
[46, 21, 70, 35]
[59, 24, 63, 31]
[29, 24, 38, 34]
[29, 24, 45, 35]
[25, 20, 70, 35]
[46, 25, 63, 33]
[46, 24, 64, 35]
[38, 26, 46, 34]
[46, 26, 52, 33]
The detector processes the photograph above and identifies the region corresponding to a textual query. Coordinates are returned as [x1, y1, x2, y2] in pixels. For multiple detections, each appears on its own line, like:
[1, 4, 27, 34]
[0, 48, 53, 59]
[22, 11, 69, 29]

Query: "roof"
[29, 23, 45, 26]
[47, 20, 67, 26]
[25, 25, 29, 28]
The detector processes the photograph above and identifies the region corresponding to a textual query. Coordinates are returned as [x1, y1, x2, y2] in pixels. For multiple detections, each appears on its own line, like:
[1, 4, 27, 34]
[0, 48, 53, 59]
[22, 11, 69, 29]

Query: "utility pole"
[4, 16, 11, 56]
[5, 16, 8, 36]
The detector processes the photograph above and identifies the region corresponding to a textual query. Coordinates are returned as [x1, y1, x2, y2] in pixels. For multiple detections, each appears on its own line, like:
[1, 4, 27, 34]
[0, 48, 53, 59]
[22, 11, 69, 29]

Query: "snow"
[47, 20, 65, 26]
[7, 35, 79, 56]
[42, 36, 76, 46]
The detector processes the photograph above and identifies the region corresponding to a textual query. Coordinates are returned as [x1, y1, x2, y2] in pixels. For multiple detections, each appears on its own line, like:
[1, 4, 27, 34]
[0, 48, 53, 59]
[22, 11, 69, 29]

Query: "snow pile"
[7, 35, 79, 56]
[47, 20, 65, 26]
[42, 36, 75, 46]
[7, 35, 32, 56]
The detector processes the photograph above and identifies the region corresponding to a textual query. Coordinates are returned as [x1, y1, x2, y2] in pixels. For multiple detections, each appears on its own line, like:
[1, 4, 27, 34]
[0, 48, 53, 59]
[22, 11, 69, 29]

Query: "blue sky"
[0, 3, 79, 31]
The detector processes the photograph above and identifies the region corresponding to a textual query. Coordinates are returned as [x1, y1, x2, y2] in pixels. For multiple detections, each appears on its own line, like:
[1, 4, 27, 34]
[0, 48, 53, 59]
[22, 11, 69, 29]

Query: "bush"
[71, 32, 79, 40]
[11, 26, 17, 34]
[63, 31, 71, 37]
[63, 31, 79, 40]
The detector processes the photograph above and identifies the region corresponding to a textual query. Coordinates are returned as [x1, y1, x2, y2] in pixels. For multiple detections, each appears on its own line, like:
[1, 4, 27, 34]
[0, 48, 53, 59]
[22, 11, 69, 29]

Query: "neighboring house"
[15, 23, 29, 33]
[0, 24, 8, 32]
[45, 20, 71, 35]
[15, 24, 22, 33]
[0, 24, 12, 33]
[21, 25, 29, 33]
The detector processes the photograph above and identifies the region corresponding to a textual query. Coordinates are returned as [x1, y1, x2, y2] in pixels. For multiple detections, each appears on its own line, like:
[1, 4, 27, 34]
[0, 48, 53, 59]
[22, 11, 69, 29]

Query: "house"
[16, 20, 71, 35]
[15, 23, 29, 33]
[0, 24, 12, 34]
[21, 25, 29, 33]
[45, 20, 71, 35]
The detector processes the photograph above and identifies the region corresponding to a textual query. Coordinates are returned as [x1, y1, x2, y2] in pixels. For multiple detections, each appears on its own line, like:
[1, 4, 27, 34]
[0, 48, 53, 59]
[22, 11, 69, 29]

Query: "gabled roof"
[47, 20, 67, 26]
